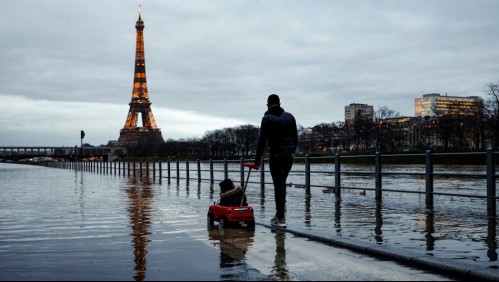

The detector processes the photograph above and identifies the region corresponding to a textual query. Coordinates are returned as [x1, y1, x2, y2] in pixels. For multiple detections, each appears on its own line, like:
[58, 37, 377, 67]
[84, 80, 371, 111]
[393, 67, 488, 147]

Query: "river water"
[0, 161, 497, 280]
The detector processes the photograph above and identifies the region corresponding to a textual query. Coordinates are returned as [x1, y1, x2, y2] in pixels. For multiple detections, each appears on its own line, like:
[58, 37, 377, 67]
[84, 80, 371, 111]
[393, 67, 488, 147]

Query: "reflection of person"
[219, 179, 247, 206]
[271, 231, 291, 280]
[254, 94, 298, 228]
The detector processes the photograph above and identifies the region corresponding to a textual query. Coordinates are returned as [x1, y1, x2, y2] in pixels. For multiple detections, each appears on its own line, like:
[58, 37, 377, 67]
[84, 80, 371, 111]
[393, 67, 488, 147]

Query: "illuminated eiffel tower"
[117, 6, 164, 156]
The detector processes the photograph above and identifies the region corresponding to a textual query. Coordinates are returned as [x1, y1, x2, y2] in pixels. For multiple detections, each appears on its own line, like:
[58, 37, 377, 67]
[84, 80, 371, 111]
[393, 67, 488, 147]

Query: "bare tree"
[298, 129, 319, 154]
[484, 82, 499, 148]
[234, 124, 259, 156]
[372, 106, 403, 152]
[311, 123, 335, 152]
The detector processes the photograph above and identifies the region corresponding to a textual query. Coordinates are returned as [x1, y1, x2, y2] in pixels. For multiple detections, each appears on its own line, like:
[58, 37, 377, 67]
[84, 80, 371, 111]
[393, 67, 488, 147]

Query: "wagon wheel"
[207, 213, 215, 230]
[218, 217, 225, 231]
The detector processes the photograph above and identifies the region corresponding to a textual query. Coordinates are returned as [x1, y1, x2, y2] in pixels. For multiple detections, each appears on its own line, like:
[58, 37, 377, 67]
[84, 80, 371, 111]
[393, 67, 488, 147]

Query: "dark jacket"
[219, 179, 248, 206]
[219, 187, 247, 206]
[254, 106, 298, 165]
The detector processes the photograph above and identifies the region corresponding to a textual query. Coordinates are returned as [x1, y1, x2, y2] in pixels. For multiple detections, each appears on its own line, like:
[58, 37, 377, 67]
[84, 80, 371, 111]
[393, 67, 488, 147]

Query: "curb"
[258, 223, 499, 282]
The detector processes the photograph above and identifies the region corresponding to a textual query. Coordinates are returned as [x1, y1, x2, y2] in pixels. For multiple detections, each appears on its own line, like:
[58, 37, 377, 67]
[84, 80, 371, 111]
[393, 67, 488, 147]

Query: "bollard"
[186, 160, 189, 183]
[486, 148, 496, 217]
[153, 162, 156, 182]
[240, 158, 244, 187]
[210, 159, 214, 184]
[197, 159, 201, 183]
[224, 158, 228, 180]
[335, 153, 341, 198]
[176, 160, 180, 182]
[260, 159, 265, 189]
[167, 160, 171, 184]
[305, 154, 311, 197]
[375, 151, 382, 200]
[425, 150, 434, 209]
[159, 162, 162, 184]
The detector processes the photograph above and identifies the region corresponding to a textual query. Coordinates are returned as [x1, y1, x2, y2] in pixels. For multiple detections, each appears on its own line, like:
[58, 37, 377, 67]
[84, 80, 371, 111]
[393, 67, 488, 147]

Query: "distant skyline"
[1, 0, 498, 146]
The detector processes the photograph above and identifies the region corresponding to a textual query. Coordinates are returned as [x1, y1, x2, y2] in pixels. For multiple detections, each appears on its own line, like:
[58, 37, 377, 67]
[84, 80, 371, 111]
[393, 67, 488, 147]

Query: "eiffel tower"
[117, 6, 165, 156]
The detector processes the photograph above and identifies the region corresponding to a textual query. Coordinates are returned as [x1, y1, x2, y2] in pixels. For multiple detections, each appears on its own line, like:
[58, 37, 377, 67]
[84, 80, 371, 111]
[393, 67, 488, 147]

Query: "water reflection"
[259, 185, 266, 215]
[196, 183, 202, 199]
[75, 170, 85, 228]
[126, 177, 154, 281]
[375, 201, 383, 243]
[305, 196, 311, 227]
[209, 183, 215, 200]
[425, 211, 435, 251]
[185, 181, 190, 198]
[271, 230, 292, 280]
[487, 218, 497, 261]
[208, 227, 255, 280]
[334, 198, 341, 234]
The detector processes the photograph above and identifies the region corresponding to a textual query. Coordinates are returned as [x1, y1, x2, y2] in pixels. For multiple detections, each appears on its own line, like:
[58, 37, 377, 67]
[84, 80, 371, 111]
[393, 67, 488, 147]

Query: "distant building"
[414, 93, 483, 117]
[345, 103, 373, 122]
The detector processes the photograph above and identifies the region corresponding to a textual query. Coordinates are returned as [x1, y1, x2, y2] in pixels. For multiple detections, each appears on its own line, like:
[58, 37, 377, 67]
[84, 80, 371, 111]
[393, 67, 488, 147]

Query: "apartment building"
[344, 103, 374, 122]
[414, 93, 483, 117]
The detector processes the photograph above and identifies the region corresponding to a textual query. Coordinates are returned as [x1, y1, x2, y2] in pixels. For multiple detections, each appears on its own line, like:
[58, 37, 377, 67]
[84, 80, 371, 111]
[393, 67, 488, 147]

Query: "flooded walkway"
[0, 163, 497, 280]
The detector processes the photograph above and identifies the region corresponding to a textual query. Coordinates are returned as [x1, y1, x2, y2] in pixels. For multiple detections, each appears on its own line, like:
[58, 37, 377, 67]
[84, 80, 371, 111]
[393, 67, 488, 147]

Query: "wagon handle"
[240, 163, 257, 206]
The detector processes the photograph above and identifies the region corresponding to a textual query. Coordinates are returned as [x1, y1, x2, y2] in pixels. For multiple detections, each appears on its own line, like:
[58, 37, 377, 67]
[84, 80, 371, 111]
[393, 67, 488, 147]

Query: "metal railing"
[41, 149, 497, 216]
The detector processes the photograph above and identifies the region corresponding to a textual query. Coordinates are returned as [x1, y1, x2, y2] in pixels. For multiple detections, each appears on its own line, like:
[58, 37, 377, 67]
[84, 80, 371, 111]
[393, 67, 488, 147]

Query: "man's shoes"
[270, 216, 287, 228]
[279, 218, 286, 228]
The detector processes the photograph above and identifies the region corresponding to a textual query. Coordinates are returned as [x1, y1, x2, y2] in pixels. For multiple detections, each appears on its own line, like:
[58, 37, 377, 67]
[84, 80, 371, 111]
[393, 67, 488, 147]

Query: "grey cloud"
[1, 0, 498, 146]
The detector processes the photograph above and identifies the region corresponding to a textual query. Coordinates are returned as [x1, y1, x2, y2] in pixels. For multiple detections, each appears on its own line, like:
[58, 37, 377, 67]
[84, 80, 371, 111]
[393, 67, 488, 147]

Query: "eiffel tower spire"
[117, 6, 164, 156]
[124, 5, 157, 130]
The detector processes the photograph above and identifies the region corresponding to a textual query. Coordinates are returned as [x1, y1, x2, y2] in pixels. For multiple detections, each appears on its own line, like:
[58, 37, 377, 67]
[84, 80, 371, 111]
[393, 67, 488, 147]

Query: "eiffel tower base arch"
[117, 130, 165, 157]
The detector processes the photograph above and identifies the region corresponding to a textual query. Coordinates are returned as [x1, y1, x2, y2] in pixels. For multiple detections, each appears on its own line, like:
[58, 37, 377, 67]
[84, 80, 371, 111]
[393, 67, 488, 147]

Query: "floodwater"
[0, 162, 496, 280]
[166, 160, 499, 268]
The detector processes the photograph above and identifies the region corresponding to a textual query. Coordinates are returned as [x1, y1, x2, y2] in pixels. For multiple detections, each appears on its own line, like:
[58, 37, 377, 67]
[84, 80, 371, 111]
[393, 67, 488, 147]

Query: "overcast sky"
[1, 0, 498, 147]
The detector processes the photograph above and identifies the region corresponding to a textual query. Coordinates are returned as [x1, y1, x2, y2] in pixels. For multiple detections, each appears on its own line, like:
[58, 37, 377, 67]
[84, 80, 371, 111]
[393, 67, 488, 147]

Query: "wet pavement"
[1, 163, 498, 281]
[0, 222, 458, 281]
[206, 224, 457, 281]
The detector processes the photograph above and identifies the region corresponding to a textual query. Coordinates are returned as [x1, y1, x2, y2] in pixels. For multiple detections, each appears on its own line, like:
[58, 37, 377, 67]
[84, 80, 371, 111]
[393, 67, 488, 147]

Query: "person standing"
[253, 94, 298, 228]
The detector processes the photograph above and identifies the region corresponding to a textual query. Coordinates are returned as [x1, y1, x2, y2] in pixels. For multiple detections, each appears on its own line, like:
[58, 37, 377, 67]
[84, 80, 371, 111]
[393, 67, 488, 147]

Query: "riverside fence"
[41, 149, 498, 217]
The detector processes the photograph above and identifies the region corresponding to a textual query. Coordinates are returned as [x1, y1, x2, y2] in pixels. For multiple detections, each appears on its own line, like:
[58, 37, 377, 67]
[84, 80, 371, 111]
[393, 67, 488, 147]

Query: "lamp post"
[80, 130, 85, 162]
